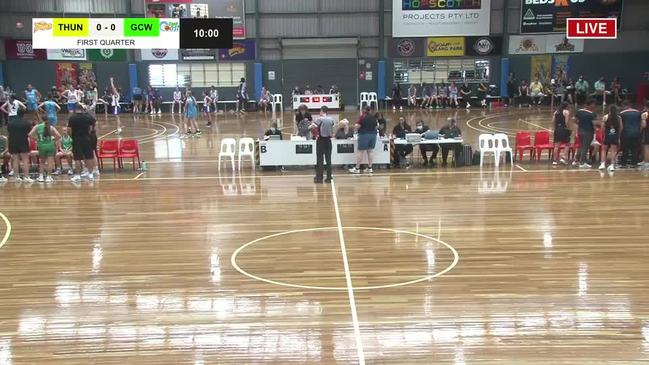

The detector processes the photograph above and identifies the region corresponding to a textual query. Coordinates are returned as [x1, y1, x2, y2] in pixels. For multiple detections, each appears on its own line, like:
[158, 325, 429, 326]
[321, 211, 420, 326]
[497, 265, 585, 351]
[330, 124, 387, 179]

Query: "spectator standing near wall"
[574, 76, 589, 107]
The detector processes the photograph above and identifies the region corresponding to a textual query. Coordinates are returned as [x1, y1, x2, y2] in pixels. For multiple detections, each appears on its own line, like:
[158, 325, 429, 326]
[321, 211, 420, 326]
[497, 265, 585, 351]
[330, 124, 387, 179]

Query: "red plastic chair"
[97, 140, 120, 171]
[534, 131, 554, 161]
[118, 139, 141, 170]
[515, 131, 535, 161]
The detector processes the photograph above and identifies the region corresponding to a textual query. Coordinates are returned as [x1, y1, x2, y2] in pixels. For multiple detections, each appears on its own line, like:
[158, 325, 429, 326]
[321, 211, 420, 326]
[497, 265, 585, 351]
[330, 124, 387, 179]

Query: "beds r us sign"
[566, 18, 617, 39]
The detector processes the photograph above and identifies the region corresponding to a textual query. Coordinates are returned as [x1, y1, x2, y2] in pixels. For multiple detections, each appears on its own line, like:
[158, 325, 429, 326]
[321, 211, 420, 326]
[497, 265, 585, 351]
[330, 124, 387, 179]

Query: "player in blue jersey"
[38, 94, 62, 127]
[24, 84, 42, 116]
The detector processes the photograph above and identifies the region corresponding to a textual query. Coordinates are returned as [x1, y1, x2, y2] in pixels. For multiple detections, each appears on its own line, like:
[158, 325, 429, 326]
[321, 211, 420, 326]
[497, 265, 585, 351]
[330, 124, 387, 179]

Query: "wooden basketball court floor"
[1, 108, 649, 364]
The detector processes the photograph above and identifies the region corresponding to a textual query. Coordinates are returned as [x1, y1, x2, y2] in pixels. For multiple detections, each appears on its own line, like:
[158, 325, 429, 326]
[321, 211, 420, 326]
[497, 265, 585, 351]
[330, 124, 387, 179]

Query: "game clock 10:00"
[179, 18, 233, 49]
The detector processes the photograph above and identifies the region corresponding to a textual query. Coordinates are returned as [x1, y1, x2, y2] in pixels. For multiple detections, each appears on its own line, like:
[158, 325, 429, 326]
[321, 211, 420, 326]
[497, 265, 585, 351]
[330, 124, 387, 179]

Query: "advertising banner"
[47, 49, 87, 61]
[87, 49, 127, 62]
[55, 62, 78, 89]
[530, 54, 552, 84]
[181, 48, 217, 61]
[78, 62, 97, 86]
[218, 40, 255, 60]
[393, 0, 491, 37]
[509, 35, 546, 55]
[4, 39, 47, 60]
[509, 34, 584, 55]
[140, 49, 179, 61]
[521, 0, 623, 34]
[545, 34, 584, 53]
[426, 37, 465, 57]
[551, 55, 571, 82]
[464, 36, 503, 56]
[389, 38, 426, 58]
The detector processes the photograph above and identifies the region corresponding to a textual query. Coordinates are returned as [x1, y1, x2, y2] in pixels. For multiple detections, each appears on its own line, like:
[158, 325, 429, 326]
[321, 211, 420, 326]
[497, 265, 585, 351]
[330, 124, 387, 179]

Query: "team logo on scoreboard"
[473, 37, 494, 55]
[33, 21, 52, 33]
[396, 39, 416, 57]
[100, 49, 115, 59]
[151, 49, 169, 59]
[160, 21, 179, 32]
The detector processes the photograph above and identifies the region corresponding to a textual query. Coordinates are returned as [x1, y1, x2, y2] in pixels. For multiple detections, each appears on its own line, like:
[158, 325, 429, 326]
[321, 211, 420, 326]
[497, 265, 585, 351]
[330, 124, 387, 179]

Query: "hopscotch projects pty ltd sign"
[393, 0, 492, 37]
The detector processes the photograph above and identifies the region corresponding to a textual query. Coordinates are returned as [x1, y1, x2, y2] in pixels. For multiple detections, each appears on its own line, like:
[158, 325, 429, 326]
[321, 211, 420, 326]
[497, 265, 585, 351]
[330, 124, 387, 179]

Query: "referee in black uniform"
[311, 106, 338, 183]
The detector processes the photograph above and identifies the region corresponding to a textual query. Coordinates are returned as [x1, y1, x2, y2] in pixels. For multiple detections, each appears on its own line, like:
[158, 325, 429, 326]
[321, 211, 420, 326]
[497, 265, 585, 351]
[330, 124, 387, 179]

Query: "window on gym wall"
[394, 59, 489, 84]
[148, 63, 246, 88]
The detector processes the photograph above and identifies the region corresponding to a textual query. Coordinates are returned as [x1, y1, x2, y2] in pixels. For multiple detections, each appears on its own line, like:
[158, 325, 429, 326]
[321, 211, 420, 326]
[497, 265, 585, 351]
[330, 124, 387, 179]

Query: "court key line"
[515, 164, 528, 172]
[0, 212, 12, 250]
[330, 180, 366, 365]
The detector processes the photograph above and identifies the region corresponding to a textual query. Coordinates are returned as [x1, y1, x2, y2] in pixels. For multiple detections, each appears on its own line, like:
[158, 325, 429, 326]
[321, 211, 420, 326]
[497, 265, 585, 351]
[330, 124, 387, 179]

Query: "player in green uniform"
[29, 116, 61, 183]
[54, 128, 74, 176]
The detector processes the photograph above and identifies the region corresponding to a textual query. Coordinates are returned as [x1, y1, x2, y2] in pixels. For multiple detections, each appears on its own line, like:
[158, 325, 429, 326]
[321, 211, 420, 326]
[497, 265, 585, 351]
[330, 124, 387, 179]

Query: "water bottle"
[141, 161, 148, 171]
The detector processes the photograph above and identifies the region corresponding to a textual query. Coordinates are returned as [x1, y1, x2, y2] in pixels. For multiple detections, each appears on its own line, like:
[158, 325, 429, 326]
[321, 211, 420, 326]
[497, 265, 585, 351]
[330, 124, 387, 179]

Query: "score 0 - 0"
[90, 19, 123, 37]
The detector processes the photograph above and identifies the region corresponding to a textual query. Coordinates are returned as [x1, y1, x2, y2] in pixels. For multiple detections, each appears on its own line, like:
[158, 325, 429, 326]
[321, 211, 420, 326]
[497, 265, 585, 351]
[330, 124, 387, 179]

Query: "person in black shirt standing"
[311, 106, 339, 183]
[7, 109, 33, 182]
[552, 102, 571, 166]
[599, 105, 621, 171]
[349, 106, 378, 174]
[68, 105, 97, 182]
[573, 98, 598, 168]
[391, 83, 403, 111]
[460, 83, 472, 109]
[392, 116, 412, 168]
[619, 101, 643, 168]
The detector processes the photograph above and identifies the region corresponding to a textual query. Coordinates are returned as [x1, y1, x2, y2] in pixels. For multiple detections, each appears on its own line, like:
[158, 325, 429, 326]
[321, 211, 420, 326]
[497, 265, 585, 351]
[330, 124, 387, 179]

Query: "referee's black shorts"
[72, 137, 95, 161]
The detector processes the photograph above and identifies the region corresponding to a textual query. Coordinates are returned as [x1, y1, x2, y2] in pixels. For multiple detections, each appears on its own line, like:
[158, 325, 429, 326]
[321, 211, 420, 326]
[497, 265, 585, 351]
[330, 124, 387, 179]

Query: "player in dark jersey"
[552, 102, 571, 166]
[619, 101, 643, 168]
[572, 98, 598, 169]
[598, 105, 621, 172]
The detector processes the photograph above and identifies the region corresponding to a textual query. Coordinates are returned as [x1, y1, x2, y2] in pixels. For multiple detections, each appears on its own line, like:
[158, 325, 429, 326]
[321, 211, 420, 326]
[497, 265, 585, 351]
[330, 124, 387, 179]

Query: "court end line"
[330, 180, 366, 365]
[515, 164, 528, 172]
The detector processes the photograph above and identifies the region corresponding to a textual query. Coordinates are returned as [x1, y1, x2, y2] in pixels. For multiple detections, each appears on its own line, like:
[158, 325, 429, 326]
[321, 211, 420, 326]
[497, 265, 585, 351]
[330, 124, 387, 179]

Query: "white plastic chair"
[238, 137, 255, 170]
[359, 92, 370, 110]
[271, 94, 283, 113]
[479, 134, 498, 167]
[493, 133, 513, 166]
[368, 92, 378, 110]
[218, 138, 236, 172]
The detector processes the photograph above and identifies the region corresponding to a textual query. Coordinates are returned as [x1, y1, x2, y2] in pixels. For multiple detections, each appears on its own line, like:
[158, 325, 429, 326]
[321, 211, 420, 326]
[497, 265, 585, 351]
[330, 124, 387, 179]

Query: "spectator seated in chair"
[392, 116, 413, 168]
[438, 118, 463, 168]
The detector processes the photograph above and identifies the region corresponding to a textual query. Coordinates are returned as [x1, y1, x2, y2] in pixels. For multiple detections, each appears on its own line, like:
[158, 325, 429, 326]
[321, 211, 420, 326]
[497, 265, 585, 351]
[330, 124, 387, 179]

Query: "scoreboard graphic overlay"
[32, 18, 233, 49]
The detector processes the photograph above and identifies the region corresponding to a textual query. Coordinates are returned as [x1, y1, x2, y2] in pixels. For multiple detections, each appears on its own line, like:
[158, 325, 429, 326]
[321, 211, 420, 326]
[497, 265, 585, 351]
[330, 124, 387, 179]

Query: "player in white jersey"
[62, 84, 79, 114]
[209, 86, 219, 115]
[110, 77, 122, 135]
[203, 91, 213, 127]
[172, 87, 183, 114]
